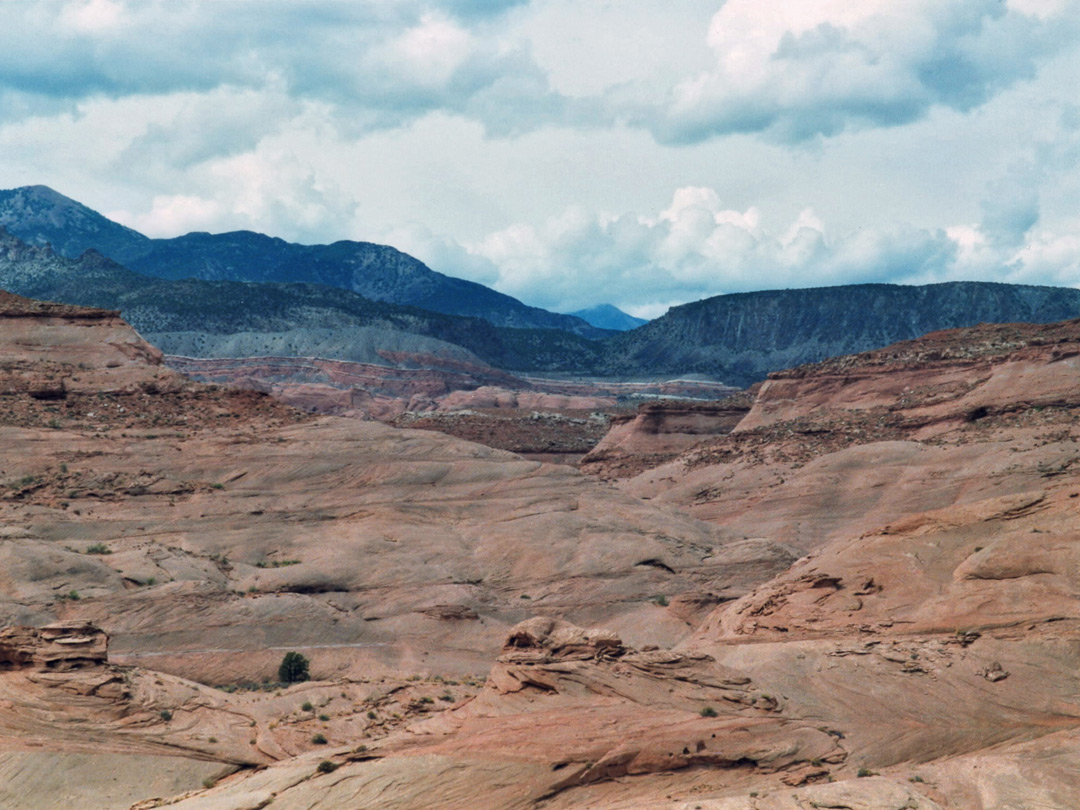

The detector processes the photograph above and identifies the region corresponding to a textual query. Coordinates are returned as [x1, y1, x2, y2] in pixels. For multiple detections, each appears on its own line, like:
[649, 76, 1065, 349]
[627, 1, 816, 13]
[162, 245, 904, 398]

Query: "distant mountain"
[0, 185, 150, 261]
[10, 187, 1080, 391]
[0, 228, 603, 373]
[601, 282, 1080, 385]
[569, 304, 648, 331]
[0, 185, 606, 338]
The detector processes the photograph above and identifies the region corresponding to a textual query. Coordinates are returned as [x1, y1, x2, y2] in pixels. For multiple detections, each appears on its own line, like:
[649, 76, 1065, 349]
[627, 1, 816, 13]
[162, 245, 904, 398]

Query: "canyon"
[2, 288, 1080, 808]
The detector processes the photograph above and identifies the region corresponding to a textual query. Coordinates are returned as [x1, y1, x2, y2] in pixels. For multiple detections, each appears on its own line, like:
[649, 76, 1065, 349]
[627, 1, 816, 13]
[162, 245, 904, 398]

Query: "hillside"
[4, 291, 1080, 806]
[0, 227, 603, 374]
[603, 281, 1080, 385]
[0, 185, 606, 337]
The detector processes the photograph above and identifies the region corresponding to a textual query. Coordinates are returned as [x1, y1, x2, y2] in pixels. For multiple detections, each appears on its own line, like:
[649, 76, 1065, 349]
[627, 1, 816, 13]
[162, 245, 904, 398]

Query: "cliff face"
[604, 282, 1080, 384]
[580, 391, 754, 479]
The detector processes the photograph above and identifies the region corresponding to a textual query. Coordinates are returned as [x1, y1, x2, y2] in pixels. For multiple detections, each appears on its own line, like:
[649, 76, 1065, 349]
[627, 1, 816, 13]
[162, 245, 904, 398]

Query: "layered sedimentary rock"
[7, 288, 1080, 808]
[0, 621, 107, 670]
[580, 391, 756, 478]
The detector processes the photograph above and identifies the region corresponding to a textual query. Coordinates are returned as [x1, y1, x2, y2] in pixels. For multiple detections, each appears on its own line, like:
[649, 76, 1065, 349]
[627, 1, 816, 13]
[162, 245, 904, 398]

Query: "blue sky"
[2, 0, 1079, 317]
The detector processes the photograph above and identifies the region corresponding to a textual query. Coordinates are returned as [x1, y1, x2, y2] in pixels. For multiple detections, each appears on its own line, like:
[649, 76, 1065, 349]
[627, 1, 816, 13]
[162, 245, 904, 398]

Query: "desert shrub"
[312, 733, 328, 745]
[160, 709, 173, 721]
[317, 760, 338, 773]
[278, 651, 310, 683]
[700, 706, 718, 718]
[86, 543, 112, 555]
[301, 701, 314, 712]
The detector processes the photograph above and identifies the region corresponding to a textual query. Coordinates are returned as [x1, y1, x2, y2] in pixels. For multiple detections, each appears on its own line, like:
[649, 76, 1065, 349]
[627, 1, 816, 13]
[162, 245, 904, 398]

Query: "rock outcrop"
[580, 390, 755, 478]
[0, 621, 107, 670]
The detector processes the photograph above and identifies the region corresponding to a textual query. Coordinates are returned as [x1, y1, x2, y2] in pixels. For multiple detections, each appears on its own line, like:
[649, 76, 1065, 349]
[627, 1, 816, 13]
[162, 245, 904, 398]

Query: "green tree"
[278, 651, 310, 683]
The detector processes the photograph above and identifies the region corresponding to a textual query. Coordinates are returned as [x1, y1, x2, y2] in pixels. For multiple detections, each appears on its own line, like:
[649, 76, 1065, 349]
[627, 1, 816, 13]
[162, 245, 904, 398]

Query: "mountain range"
[0, 185, 606, 338]
[4, 184, 1080, 387]
[601, 281, 1080, 384]
[0, 228, 603, 373]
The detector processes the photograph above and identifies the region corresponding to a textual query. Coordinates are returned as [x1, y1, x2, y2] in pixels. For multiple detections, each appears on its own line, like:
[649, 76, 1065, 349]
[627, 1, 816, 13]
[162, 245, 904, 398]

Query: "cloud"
[110, 145, 358, 243]
[2, 0, 1075, 154]
[409, 183, 1080, 315]
[980, 161, 1040, 248]
[619, 0, 1078, 144]
[0, 2, 566, 139]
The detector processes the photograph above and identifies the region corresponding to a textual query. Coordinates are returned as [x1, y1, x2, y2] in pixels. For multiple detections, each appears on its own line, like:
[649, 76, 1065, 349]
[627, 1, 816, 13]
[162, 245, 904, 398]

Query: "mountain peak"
[0, 185, 150, 263]
[569, 303, 648, 331]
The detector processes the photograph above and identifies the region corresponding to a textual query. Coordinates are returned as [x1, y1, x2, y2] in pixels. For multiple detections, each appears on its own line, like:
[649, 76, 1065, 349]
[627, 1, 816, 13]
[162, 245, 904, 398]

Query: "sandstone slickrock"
[5, 289, 1080, 808]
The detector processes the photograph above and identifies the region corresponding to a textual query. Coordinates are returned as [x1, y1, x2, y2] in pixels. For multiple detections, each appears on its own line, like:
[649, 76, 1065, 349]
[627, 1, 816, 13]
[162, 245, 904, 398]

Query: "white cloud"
[625, 0, 1079, 143]
[60, 0, 126, 33]
[2, 0, 1080, 319]
[439, 183, 1080, 314]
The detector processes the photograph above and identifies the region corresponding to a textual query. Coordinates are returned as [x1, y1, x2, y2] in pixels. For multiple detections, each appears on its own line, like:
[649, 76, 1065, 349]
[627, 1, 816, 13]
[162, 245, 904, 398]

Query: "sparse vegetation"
[85, 543, 112, 555]
[279, 651, 311, 683]
[857, 767, 875, 778]
[700, 706, 718, 718]
[316, 760, 338, 773]
[160, 709, 173, 721]
[311, 733, 328, 745]
[652, 594, 669, 607]
[318, 713, 330, 721]
[256, 558, 302, 568]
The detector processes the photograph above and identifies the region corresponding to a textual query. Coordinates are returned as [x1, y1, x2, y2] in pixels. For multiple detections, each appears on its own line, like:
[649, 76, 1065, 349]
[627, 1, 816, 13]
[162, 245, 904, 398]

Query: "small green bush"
[311, 733, 328, 745]
[301, 701, 314, 712]
[86, 543, 112, 555]
[700, 706, 718, 718]
[160, 709, 173, 721]
[318, 713, 330, 722]
[316, 760, 338, 773]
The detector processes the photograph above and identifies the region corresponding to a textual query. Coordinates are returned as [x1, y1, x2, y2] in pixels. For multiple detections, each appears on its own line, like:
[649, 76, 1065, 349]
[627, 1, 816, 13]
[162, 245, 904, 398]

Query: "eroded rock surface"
[5, 294, 1080, 808]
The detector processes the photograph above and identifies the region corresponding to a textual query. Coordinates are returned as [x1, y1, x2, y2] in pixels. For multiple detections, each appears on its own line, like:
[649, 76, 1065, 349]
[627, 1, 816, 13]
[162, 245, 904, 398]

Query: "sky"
[2, 0, 1079, 318]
